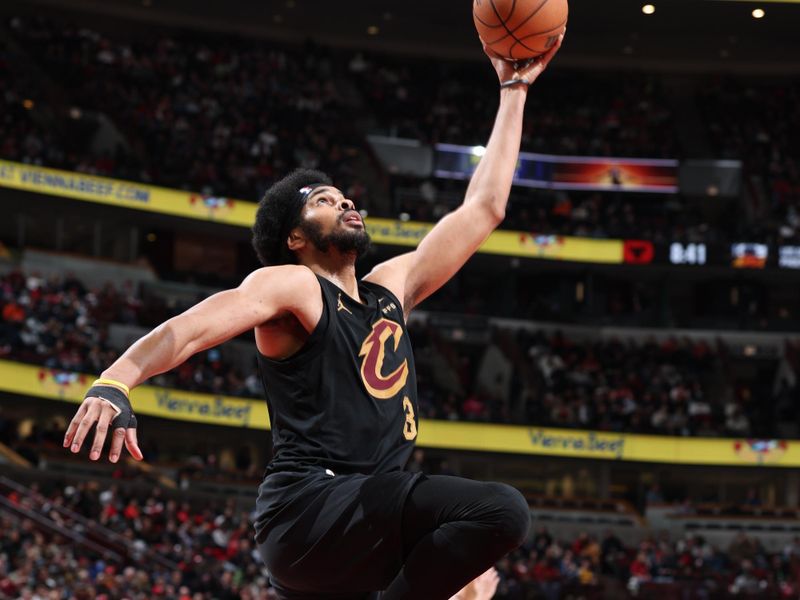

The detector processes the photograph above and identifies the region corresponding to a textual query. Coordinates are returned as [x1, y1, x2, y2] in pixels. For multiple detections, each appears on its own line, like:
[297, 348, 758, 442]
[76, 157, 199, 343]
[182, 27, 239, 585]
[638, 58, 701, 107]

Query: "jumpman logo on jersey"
[337, 293, 353, 315]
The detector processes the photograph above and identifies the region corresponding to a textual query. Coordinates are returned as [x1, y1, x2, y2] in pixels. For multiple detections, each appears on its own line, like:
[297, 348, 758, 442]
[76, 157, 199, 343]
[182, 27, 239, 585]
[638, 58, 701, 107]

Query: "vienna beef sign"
[2, 359, 799, 466]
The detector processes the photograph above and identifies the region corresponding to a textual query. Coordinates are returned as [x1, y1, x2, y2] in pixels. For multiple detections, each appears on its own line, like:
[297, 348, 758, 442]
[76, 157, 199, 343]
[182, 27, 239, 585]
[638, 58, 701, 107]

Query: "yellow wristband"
[92, 378, 130, 397]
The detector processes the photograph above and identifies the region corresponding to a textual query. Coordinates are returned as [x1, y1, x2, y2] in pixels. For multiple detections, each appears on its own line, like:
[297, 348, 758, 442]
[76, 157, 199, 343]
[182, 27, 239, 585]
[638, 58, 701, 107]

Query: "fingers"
[540, 28, 566, 64]
[67, 400, 103, 454]
[124, 428, 144, 462]
[89, 407, 115, 460]
[63, 401, 89, 449]
[482, 42, 504, 61]
[527, 29, 566, 72]
[516, 29, 565, 83]
[65, 394, 142, 463]
[108, 427, 127, 463]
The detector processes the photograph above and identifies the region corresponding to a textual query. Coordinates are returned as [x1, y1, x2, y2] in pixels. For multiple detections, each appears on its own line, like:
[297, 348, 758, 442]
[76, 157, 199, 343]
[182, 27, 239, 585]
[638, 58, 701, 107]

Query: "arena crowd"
[2, 480, 799, 599]
[3, 15, 797, 245]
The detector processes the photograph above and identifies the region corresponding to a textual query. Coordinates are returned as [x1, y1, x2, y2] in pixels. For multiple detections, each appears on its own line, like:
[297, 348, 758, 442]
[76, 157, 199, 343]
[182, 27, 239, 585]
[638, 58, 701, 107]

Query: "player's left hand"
[64, 392, 143, 463]
[484, 29, 565, 88]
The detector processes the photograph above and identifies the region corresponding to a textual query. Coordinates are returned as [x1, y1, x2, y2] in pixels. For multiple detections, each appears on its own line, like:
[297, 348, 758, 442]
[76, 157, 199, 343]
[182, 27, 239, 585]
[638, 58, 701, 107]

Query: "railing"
[0, 476, 179, 571]
[0, 441, 32, 468]
[0, 493, 122, 562]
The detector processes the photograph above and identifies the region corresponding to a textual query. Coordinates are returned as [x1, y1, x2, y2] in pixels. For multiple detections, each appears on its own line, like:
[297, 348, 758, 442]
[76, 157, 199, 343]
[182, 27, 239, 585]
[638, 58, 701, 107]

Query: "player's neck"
[304, 255, 361, 303]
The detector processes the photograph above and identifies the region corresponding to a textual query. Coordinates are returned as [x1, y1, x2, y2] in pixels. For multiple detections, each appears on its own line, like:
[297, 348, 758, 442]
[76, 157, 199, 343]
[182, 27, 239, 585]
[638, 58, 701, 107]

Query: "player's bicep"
[177, 265, 321, 353]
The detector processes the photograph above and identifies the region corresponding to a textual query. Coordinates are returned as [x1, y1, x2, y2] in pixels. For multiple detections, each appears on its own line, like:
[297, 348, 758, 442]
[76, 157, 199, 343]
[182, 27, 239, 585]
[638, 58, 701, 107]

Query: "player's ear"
[287, 229, 306, 252]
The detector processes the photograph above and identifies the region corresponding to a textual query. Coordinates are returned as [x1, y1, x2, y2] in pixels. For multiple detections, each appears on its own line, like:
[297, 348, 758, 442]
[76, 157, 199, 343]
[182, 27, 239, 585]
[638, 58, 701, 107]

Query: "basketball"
[474, 0, 569, 60]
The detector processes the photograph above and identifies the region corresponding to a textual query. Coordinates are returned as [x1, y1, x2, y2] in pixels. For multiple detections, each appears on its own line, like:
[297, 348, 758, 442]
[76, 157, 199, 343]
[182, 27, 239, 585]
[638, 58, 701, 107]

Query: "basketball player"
[64, 37, 564, 599]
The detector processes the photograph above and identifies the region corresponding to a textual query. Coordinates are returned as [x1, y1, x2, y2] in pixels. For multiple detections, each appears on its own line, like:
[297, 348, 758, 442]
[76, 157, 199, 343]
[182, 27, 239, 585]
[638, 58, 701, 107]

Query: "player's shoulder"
[363, 253, 414, 310]
[242, 265, 321, 297]
[246, 264, 317, 282]
[363, 252, 414, 286]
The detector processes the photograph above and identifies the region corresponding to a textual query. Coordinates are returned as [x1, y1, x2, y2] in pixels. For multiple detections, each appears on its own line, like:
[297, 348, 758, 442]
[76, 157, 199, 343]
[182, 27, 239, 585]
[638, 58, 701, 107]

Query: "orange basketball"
[474, 0, 568, 61]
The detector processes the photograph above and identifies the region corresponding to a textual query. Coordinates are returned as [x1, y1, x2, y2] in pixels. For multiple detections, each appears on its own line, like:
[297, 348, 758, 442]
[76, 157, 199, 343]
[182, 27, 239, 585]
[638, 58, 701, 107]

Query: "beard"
[299, 217, 371, 258]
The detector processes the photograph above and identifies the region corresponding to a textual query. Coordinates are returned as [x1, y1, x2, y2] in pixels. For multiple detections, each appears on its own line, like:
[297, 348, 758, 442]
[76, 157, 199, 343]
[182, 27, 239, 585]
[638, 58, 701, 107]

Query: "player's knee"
[488, 483, 531, 549]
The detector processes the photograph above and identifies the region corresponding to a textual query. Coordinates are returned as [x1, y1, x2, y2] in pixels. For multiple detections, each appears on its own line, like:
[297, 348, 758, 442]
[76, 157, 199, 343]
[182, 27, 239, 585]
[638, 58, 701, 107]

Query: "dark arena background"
[1, 0, 800, 598]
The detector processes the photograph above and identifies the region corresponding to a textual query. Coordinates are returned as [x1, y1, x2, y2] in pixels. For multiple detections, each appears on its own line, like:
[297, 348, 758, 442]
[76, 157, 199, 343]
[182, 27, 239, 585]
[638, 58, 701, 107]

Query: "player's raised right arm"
[63, 265, 320, 463]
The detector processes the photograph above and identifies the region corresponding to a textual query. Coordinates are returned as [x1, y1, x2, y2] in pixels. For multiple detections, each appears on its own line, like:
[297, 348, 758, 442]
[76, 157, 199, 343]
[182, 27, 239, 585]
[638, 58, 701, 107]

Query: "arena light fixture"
[709, 0, 799, 4]
[471, 145, 487, 157]
[642, 4, 656, 14]
[367, 25, 380, 35]
[751, 7, 766, 17]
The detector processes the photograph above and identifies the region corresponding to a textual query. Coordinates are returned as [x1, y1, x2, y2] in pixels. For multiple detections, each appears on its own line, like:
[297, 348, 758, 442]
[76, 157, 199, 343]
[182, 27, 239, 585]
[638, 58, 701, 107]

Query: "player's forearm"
[463, 86, 528, 221]
[99, 318, 200, 389]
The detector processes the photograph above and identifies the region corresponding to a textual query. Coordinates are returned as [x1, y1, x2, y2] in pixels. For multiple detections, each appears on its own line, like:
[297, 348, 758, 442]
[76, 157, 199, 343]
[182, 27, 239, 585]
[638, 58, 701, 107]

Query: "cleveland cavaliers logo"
[358, 318, 409, 399]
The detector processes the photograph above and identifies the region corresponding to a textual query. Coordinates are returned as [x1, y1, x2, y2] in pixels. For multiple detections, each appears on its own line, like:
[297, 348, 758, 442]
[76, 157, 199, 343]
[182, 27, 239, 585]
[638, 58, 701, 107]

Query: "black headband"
[277, 183, 328, 261]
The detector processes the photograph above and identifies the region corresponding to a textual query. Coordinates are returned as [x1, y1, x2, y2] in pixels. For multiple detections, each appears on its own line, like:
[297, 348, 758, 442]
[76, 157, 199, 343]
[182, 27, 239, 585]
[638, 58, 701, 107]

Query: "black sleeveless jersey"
[256, 274, 419, 477]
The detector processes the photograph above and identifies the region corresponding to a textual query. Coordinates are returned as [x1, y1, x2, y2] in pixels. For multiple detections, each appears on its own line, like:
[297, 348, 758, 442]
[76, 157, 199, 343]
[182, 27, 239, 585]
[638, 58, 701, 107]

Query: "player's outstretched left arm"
[366, 33, 564, 315]
[62, 265, 320, 463]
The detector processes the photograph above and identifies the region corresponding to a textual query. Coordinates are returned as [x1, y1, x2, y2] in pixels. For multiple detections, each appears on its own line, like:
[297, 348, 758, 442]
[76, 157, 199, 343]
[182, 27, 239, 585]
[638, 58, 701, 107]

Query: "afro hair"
[252, 168, 333, 266]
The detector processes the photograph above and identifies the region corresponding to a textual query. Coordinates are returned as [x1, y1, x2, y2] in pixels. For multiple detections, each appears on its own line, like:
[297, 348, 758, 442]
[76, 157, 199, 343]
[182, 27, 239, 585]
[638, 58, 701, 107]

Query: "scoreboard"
[669, 243, 708, 266]
[624, 241, 800, 269]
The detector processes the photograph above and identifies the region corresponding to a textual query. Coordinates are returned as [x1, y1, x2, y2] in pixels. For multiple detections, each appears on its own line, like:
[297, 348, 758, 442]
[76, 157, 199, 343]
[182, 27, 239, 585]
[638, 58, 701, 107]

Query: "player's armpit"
[366, 203, 501, 315]
[362, 252, 414, 317]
